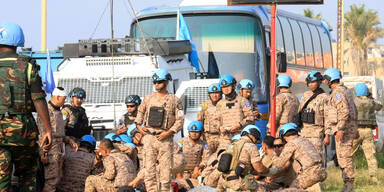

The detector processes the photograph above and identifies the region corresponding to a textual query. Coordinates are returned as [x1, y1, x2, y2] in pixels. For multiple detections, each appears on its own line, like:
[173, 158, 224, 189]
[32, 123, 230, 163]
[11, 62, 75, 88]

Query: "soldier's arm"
[196, 103, 206, 124]
[334, 92, 349, 131]
[275, 95, 285, 125]
[249, 144, 269, 174]
[272, 142, 295, 168]
[62, 107, 75, 129]
[169, 97, 184, 133]
[240, 99, 255, 127]
[374, 101, 383, 111]
[199, 144, 211, 168]
[101, 156, 116, 180]
[321, 95, 331, 135]
[135, 96, 147, 125]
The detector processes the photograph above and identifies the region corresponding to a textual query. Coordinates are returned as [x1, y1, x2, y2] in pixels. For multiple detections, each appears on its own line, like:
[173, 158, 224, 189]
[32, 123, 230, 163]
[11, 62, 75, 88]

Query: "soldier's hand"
[40, 131, 52, 152]
[220, 126, 228, 134]
[137, 125, 147, 135]
[69, 139, 79, 152]
[335, 131, 344, 142]
[323, 135, 330, 146]
[156, 130, 173, 141]
[192, 167, 200, 179]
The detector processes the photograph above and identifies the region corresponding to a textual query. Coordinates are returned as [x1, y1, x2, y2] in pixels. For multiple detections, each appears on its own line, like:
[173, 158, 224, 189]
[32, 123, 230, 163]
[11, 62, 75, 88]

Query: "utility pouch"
[235, 162, 246, 177]
[301, 109, 315, 124]
[148, 106, 165, 128]
[218, 153, 232, 173]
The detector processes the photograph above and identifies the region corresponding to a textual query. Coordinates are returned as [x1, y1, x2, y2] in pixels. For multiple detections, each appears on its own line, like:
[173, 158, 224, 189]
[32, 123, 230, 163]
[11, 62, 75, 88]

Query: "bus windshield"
[132, 14, 267, 102]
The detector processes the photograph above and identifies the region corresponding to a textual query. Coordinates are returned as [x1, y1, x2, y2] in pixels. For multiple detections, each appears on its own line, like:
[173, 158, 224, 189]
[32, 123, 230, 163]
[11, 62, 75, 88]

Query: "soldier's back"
[287, 137, 322, 173]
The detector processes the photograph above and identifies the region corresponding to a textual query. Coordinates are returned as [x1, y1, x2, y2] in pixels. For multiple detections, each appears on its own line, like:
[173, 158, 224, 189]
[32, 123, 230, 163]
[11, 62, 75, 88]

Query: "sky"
[0, 0, 383, 51]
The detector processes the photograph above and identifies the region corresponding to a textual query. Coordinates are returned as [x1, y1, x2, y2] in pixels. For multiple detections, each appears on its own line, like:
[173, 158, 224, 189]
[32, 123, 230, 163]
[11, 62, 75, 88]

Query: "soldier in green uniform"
[352, 83, 382, 183]
[0, 22, 52, 191]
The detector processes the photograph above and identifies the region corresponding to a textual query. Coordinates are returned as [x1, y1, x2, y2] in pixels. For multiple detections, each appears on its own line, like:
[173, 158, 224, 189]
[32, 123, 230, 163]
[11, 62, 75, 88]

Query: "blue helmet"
[125, 95, 141, 105]
[306, 71, 323, 83]
[104, 133, 121, 142]
[0, 22, 25, 47]
[119, 134, 133, 144]
[127, 124, 140, 137]
[277, 74, 292, 88]
[208, 83, 221, 93]
[324, 68, 342, 82]
[240, 125, 261, 141]
[279, 123, 299, 138]
[69, 87, 86, 99]
[238, 79, 255, 90]
[354, 83, 369, 97]
[151, 69, 172, 82]
[80, 135, 96, 146]
[231, 134, 241, 142]
[219, 74, 237, 87]
[188, 121, 203, 132]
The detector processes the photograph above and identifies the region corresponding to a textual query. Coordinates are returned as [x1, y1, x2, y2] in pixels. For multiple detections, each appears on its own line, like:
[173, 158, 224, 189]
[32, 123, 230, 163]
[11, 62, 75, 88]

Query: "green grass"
[323, 151, 384, 192]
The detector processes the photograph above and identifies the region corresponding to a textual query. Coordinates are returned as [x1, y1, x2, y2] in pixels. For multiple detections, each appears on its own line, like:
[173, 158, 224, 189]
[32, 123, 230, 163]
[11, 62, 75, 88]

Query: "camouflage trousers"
[0, 145, 38, 192]
[41, 140, 64, 192]
[84, 175, 117, 192]
[204, 133, 220, 153]
[352, 128, 377, 177]
[336, 133, 354, 182]
[143, 134, 172, 192]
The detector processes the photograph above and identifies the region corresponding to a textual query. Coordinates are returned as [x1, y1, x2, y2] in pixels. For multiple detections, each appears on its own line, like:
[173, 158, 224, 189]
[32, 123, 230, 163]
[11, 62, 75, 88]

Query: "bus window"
[276, 17, 285, 53]
[278, 16, 296, 65]
[289, 19, 305, 66]
[299, 22, 314, 67]
[317, 25, 333, 68]
[308, 24, 323, 68]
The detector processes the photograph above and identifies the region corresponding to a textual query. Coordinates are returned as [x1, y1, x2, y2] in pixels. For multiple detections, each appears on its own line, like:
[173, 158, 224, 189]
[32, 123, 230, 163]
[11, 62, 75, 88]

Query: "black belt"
[226, 175, 239, 181]
[146, 131, 162, 135]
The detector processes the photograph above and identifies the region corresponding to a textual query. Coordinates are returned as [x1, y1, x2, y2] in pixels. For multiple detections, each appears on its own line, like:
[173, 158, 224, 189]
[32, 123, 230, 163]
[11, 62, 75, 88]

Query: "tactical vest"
[123, 113, 135, 127]
[200, 101, 219, 134]
[64, 104, 90, 138]
[109, 152, 136, 187]
[182, 138, 204, 172]
[220, 95, 244, 129]
[355, 97, 377, 126]
[0, 55, 36, 114]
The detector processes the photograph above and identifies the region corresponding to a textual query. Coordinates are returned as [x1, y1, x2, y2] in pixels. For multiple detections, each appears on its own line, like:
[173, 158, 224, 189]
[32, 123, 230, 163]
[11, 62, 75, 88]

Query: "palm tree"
[304, 8, 333, 31]
[344, 4, 384, 76]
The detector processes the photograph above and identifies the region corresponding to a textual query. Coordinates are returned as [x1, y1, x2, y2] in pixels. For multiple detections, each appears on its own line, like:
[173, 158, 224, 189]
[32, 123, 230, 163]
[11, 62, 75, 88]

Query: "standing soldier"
[298, 71, 330, 153]
[238, 79, 261, 120]
[267, 74, 299, 135]
[117, 95, 141, 135]
[323, 68, 358, 191]
[36, 87, 78, 192]
[353, 83, 382, 183]
[197, 83, 222, 153]
[273, 123, 327, 191]
[216, 74, 254, 149]
[0, 22, 52, 191]
[62, 87, 91, 140]
[135, 69, 184, 192]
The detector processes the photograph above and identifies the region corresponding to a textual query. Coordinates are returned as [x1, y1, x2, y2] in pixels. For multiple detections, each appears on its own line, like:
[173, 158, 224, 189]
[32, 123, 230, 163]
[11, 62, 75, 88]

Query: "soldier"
[62, 87, 91, 140]
[267, 74, 299, 135]
[117, 95, 141, 135]
[273, 138, 284, 156]
[352, 83, 382, 183]
[298, 71, 330, 153]
[197, 83, 222, 153]
[238, 79, 261, 120]
[57, 135, 97, 192]
[323, 68, 358, 191]
[272, 123, 327, 191]
[36, 87, 78, 192]
[216, 74, 254, 149]
[218, 125, 273, 191]
[135, 69, 184, 192]
[177, 121, 210, 180]
[85, 139, 137, 192]
[0, 22, 52, 191]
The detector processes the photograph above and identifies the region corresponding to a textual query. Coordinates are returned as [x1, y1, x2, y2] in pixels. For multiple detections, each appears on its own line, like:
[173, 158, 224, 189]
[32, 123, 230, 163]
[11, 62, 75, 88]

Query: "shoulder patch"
[177, 139, 183, 148]
[62, 111, 68, 120]
[244, 101, 251, 107]
[204, 144, 210, 151]
[335, 93, 342, 100]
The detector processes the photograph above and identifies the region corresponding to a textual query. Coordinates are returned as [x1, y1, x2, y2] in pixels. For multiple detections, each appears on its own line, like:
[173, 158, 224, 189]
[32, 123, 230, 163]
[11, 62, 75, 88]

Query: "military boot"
[341, 180, 354, 192]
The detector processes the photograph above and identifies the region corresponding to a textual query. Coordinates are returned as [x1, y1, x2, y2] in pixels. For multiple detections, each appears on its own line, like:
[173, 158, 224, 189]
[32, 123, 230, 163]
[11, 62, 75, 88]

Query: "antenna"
[110, 0, 117, 129]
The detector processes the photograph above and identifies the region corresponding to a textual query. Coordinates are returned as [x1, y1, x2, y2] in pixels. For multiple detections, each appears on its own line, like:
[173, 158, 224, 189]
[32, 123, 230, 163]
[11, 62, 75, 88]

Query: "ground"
[323, 150, 384, 192]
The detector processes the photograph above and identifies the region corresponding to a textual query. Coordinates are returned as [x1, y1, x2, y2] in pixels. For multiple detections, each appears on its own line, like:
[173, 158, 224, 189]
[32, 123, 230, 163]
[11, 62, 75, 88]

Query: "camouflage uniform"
[36, 101, 68, 192]
[0, 53, 46, 191]
[201, 148, 226, 188]
[197, 100, 220, 153]
[216, 94, 254, 148]
[272, 137, 327, 190]
[353, 96, 382, 179]
[219, 136, 261, 191]
[57, 147, 96, 192]
[325, 85, 358, 186]
[135, 92, 184, 192]
[62, 104, 91, 140]
[267, 90, 299, 135]
[298, 90, 330, 153]
[177, 137, 210, 178]
[113, 143, 139, 171]
[84, 149, 137, 192]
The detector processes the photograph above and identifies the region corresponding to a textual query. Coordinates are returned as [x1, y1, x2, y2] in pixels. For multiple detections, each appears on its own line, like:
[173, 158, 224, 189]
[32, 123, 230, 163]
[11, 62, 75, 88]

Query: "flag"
[45, 50, 55, 93]
[178, 11, 200, 72]
[207, 45, 219, 78]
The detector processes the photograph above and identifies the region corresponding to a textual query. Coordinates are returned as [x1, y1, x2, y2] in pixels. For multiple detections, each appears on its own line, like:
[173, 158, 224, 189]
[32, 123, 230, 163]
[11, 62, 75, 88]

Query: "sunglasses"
[126, 105, 136, 108]
[274, 144, 284, 148]
[153, 80, 166, 84]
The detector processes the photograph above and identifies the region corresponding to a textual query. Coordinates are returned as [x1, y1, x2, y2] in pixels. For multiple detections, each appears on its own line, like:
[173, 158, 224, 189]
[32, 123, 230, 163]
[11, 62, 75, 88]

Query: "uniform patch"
[204, 144, 210, 151]
[178, 110, 184, 117]
[177, 140, 183, 148]
[244, 101, 251, 107]
[335, 93, 342, 100]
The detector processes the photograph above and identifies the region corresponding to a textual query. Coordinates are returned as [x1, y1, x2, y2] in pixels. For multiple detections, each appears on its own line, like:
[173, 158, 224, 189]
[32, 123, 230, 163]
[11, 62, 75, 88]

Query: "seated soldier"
[85, 139, 137, 192]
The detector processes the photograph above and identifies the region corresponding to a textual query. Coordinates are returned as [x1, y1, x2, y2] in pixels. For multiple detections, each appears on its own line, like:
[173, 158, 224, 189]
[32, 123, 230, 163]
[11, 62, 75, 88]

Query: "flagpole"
[176, 7, 180, 40]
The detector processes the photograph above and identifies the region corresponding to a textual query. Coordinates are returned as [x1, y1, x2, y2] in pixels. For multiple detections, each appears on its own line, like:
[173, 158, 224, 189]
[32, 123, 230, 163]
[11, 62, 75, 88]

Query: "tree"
[303, 8, 333, 31]
[344, 4, 384, 76]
